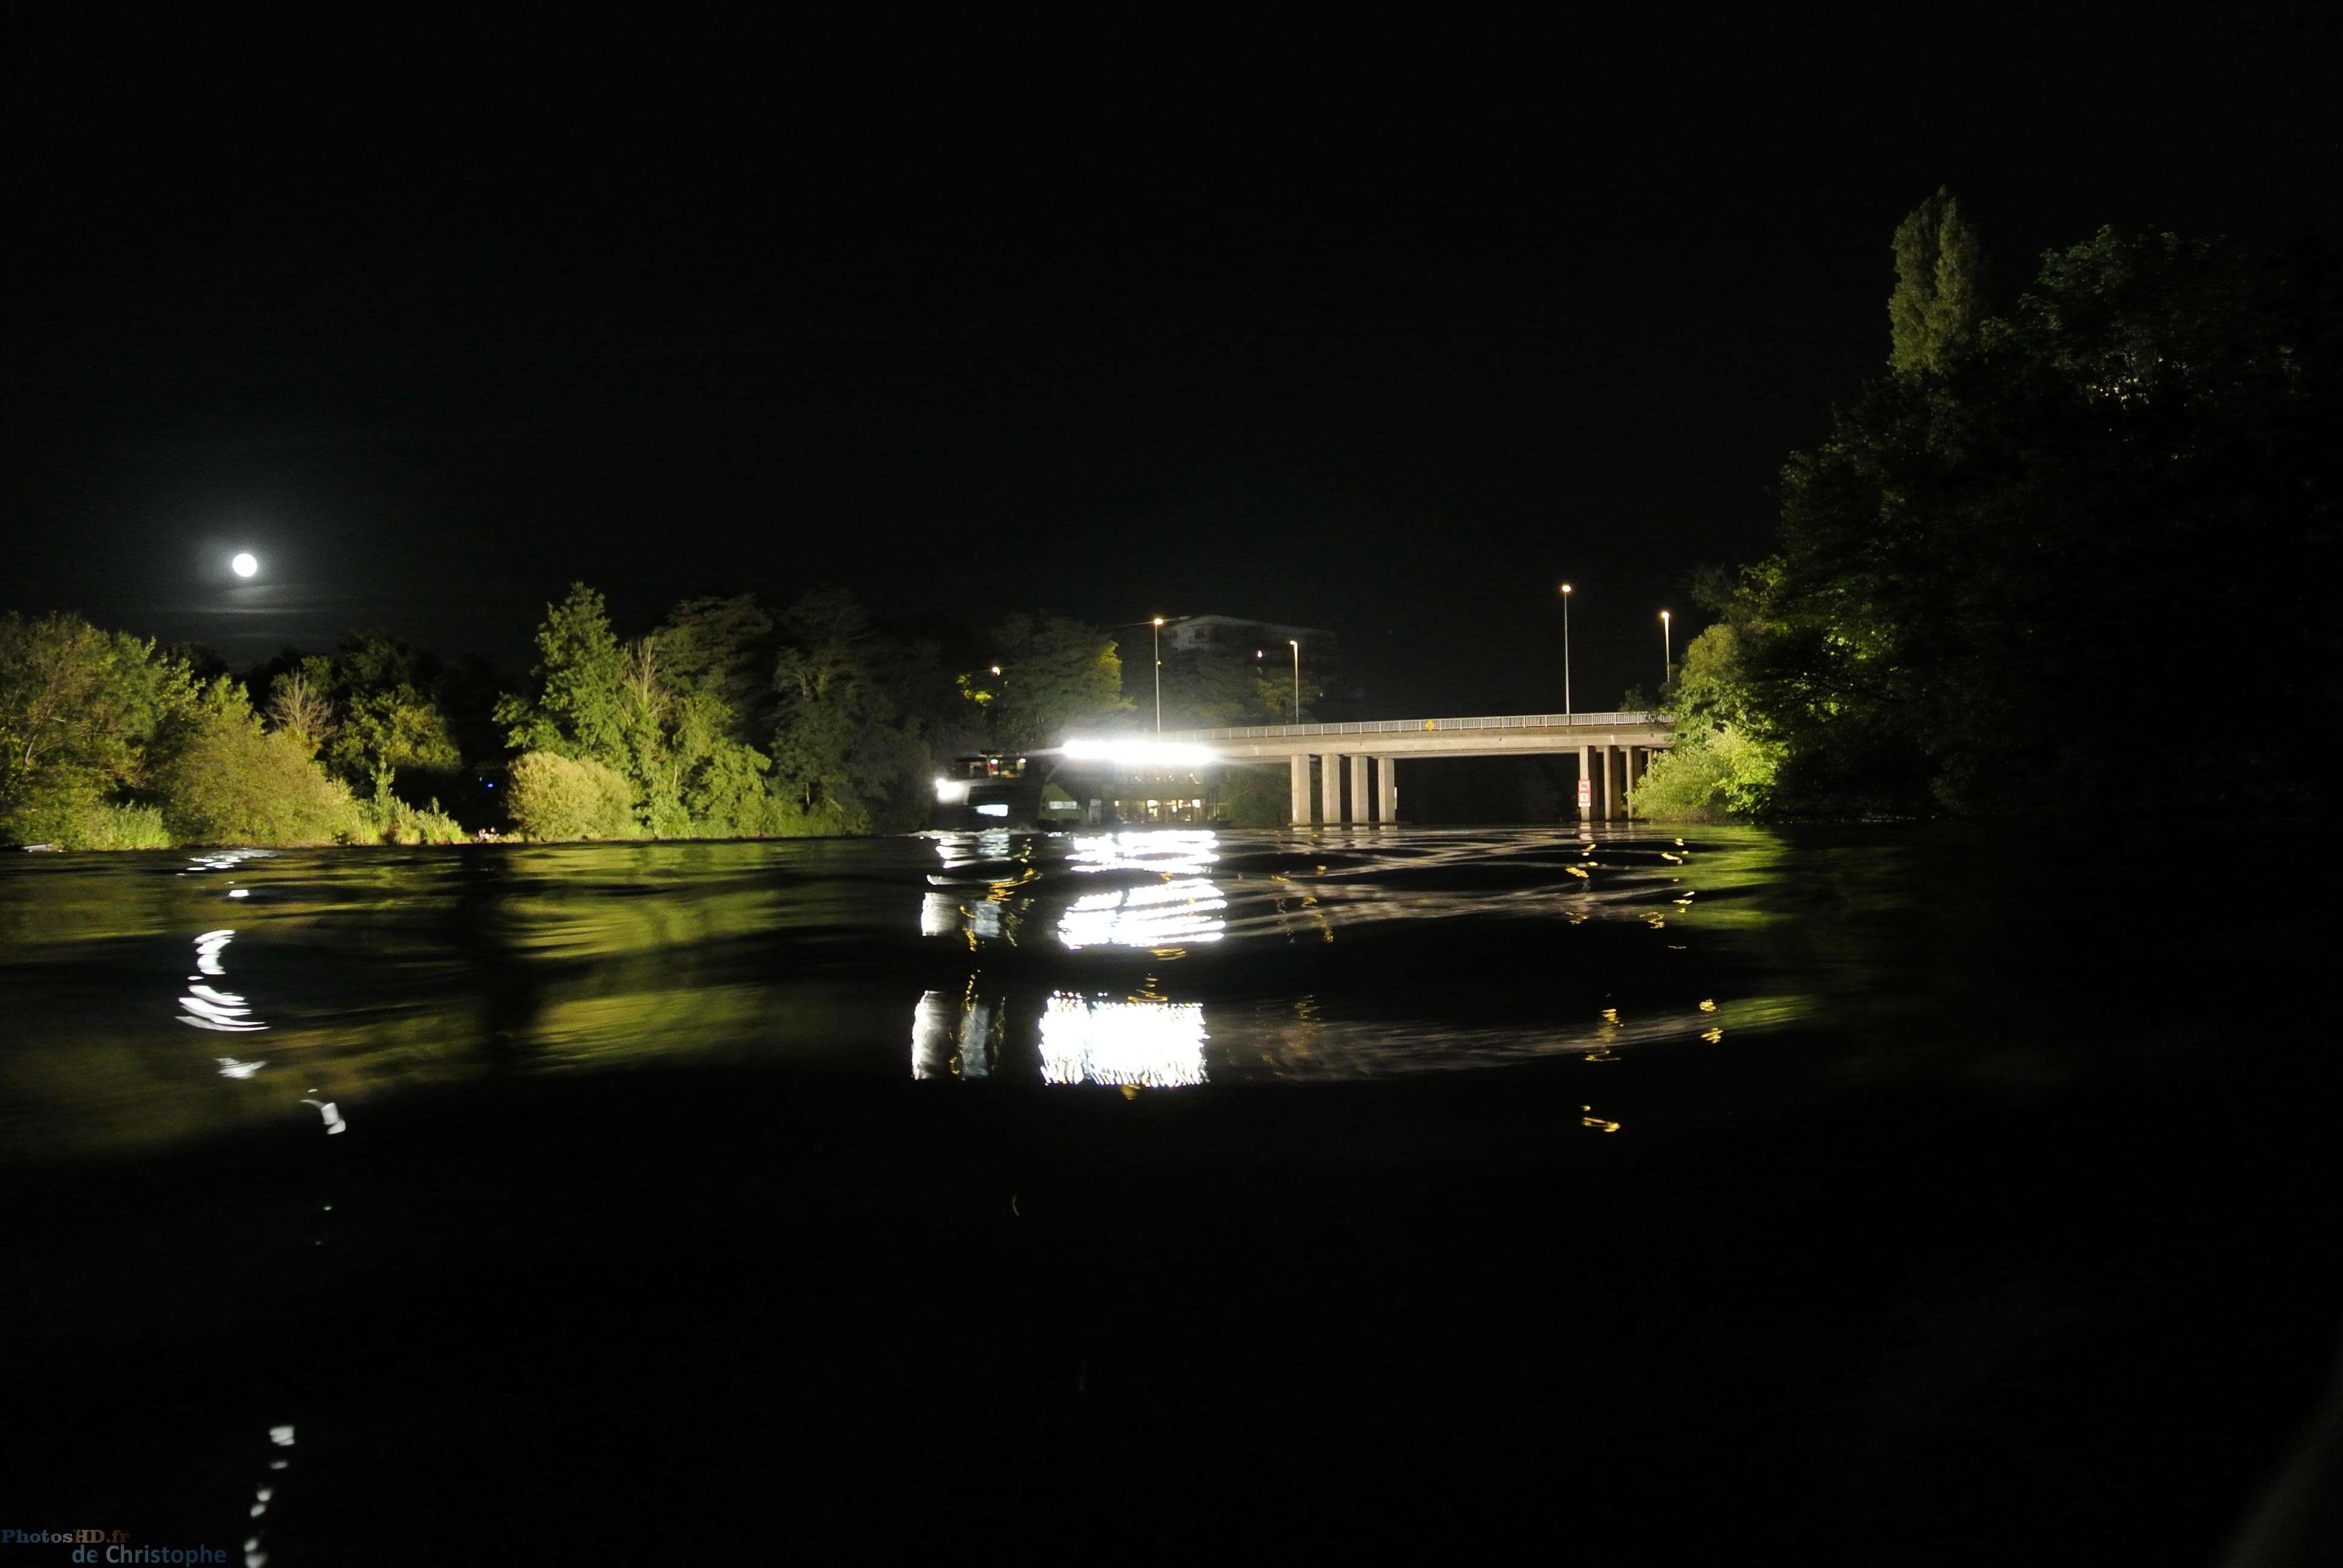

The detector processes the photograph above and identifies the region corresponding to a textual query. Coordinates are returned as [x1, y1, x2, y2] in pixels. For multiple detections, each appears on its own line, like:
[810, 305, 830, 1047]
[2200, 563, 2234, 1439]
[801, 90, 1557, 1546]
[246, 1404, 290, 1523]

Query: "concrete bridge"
[1158, 711, 1674, 825]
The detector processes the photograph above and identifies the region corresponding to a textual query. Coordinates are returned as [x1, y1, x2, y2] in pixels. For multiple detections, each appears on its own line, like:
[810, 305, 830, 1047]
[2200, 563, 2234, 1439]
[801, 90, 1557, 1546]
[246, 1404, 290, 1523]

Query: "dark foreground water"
[3, 826, 2336, 1563]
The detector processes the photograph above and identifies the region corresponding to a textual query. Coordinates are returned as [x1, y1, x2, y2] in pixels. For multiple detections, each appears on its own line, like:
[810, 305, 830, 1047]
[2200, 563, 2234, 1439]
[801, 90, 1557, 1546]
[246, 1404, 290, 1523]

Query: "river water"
[3, 826, 2335, 1562]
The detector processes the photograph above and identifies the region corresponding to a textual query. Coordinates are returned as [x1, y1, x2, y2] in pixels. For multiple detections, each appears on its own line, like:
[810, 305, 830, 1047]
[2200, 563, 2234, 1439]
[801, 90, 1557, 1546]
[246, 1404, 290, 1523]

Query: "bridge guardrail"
[1144, 711, 1668, 743]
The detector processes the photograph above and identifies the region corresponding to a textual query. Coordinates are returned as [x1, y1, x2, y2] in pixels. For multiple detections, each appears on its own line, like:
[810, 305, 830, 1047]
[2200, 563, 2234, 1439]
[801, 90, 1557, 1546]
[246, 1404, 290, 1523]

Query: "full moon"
[231, 553, 258, 578]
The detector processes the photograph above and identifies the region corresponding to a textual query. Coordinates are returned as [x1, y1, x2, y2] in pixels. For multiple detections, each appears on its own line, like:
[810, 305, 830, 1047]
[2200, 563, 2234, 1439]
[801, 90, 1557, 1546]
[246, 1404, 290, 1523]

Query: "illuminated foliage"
[0, 613, 198, 847]
[151, 679, 360, 844]
[507, 751, 640, 840]
[497, 584, 633, 773]
[1889, 187, 1985, 378]
[264, 670, 335, 757]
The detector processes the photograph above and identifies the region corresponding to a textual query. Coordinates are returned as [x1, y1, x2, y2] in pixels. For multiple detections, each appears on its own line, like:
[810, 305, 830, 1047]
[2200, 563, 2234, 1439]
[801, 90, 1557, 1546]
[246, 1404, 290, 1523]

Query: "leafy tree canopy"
[0, 613, 196, 845]
[1725, 207, 2328, 816]
[496, 584, 631, 772]
[966, 613, 1127, 750]
[770, 589, 934, 832]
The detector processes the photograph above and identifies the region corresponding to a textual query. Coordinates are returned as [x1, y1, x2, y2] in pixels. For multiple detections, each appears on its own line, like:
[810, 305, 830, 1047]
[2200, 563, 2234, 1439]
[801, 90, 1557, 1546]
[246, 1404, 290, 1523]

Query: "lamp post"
[1288, 640, 1302, 723]
[1152, 618, 1165, 733]
[1659, 610, 1670, 697]
[1559, 584, 1573, 722]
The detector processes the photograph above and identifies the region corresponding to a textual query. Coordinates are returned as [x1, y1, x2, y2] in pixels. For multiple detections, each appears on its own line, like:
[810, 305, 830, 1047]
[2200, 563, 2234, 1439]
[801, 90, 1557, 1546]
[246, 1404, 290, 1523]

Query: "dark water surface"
[4, 826, 2335, 1562]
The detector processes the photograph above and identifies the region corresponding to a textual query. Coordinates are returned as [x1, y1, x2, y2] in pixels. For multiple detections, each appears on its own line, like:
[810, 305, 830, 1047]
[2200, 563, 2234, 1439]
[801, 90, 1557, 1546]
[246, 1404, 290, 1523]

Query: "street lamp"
[1659, 610, 1670, 696]
[1559, 584, 1573, 722]
[1152, 618, 1165, 733]
[1289, 640, 1300, 723]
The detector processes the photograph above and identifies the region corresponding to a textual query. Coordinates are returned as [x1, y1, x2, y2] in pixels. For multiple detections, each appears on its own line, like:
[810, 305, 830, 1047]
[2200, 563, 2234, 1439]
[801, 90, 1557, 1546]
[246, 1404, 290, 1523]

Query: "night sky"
[7, 24, 2333, 716]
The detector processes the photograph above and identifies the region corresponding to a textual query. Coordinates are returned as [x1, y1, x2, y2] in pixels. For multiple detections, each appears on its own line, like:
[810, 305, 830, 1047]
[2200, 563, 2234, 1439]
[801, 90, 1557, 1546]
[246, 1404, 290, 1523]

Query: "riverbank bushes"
[1633, 724, 1780, 823]
[506, 752, 641, 840]
[351, 792, 470, 846]
[152, 694, 364, 844]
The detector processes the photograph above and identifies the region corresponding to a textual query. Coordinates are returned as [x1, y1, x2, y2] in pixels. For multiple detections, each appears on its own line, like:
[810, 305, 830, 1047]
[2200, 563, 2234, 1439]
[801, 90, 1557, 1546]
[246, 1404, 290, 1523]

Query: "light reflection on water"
[180, 930, 270, 1035]
[1038, 994, 1207, 1088]
[0, 825, 1850, 1163]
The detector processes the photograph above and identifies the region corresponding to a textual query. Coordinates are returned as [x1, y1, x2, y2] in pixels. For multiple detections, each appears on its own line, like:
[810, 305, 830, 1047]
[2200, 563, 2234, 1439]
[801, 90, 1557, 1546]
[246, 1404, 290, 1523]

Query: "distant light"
[1153, 617, 1165, 626]
[232, 552, 259, 578]
[1559, 583, 1572, 595]
[975, 802, 1010, 817]
[1060, 739, 1216, 767]
[934, 777, 972, 805]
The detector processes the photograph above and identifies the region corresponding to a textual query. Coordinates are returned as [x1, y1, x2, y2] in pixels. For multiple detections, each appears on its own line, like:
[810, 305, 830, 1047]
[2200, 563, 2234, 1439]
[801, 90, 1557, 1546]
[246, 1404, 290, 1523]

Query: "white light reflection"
[911, 988, 1000, 1079]
[1066, 830, 1219, 876]
[217, 1057, 266, 1079]
[931, 829, 1015, 872]
[183, 849, 275, 876]
[301, 1099, 347, 1135]
[1040, 995, 1207, 1087]
[1058, 878, 1226, 949]
[179, 930, 270, 1034]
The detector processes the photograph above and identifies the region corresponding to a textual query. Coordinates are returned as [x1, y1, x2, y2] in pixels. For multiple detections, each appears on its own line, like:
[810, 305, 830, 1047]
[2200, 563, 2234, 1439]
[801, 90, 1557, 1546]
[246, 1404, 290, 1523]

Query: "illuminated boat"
[931, 753, 1085, 829]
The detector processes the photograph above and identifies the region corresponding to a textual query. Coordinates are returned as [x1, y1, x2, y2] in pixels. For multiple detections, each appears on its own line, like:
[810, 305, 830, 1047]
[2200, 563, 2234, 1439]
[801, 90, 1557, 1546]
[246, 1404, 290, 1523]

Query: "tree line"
[0, 589, 1312, 848]
[1639, 189, 2330, 820]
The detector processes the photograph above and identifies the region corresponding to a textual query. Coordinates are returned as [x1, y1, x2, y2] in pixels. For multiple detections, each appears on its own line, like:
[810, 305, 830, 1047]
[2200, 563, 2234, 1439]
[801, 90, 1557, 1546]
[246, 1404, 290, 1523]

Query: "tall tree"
[770, 589, 931, 831]
[655, 595, 775, 745]
[1889, 187, 1985, 377]
[496, 584, 632, 772]
[969, 613, 1128, 749]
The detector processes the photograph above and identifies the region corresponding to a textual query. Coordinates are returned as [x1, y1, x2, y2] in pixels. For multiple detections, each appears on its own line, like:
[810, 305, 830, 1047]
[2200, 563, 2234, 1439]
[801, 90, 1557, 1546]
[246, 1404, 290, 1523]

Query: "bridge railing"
[1148, 711, 1668, 743]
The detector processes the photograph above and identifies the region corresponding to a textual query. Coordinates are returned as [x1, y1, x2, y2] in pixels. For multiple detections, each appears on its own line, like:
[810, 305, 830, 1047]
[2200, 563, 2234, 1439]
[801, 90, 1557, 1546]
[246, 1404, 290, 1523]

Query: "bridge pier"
[1084, 710, 1670, 829]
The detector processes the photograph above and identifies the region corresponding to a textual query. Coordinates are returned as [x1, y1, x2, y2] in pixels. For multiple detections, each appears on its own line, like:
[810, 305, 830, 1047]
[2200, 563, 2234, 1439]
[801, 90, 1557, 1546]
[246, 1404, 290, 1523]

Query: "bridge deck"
[1130, 711, 1673, 760]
